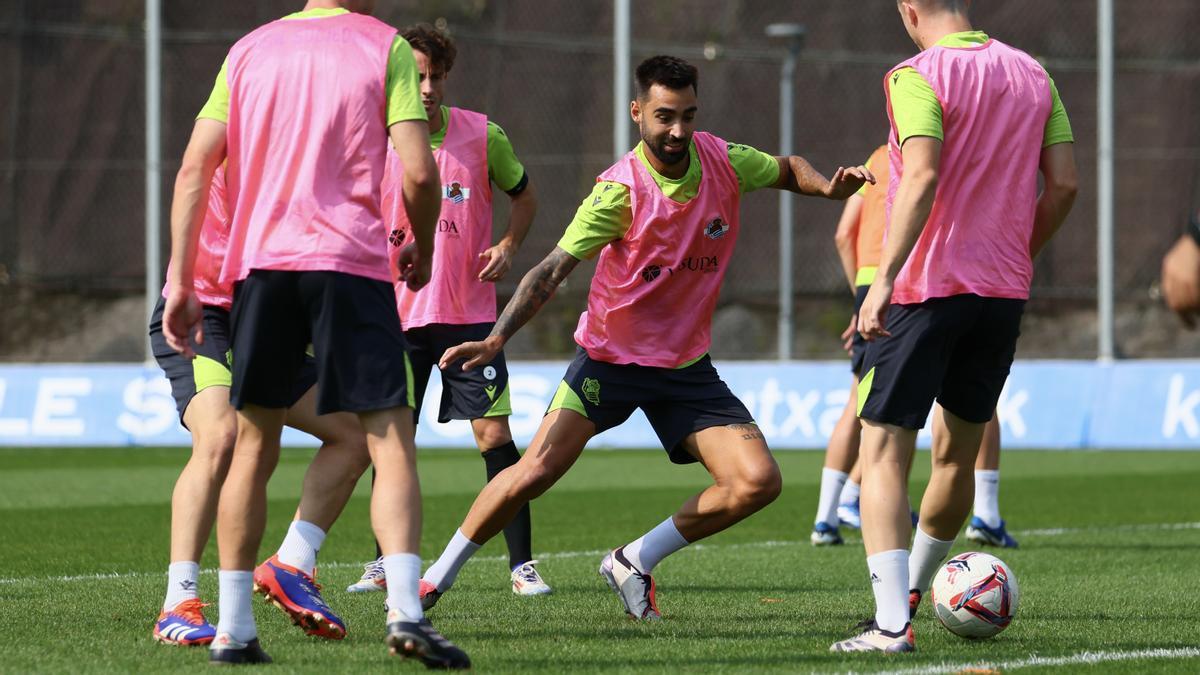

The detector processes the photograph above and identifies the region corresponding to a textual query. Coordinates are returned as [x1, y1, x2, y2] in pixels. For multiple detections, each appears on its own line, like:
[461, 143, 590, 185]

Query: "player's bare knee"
[191, 424, 237, 471]
[731, 464, 782, 512]
[509, 462, 558, 500]
[473, 420, 512, 451]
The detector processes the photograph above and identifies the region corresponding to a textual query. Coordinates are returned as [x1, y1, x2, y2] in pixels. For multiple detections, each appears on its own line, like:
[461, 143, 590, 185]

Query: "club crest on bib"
[443, 181, 470, 204]
[704, 217, 729, 240]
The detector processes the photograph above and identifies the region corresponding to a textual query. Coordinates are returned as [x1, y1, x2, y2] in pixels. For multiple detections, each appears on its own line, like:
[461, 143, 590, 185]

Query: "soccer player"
[812, 143, 889, 546]
[830, 0, 1076, 653]
[163, 1, 468, 667]
[816, 145, 1017, 550]
[150, 166, 371, 646]
[419, 55, 872, 620]
[346, 23, 550, 599]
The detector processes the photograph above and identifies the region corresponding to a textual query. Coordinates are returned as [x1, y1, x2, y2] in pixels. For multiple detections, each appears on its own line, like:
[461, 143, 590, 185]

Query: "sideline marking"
[2, 521, 1197, 587]
[874, 647, 1200, 674]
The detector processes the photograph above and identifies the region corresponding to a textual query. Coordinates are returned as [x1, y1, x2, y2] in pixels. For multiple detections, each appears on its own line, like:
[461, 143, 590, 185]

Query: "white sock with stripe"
[973, 470, 1002, 528]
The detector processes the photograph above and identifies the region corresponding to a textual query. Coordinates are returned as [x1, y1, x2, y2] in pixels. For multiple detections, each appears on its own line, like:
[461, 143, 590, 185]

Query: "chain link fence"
[3, 1, 1199, 361]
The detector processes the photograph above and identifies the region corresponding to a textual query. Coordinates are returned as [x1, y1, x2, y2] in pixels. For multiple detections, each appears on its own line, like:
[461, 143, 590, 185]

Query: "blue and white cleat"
[810, 521, 845, 546]
[965, 516, 1019, 548]
[346, 557, 387, 593]
[511, 560, 553, 596]
[837, 499, 861, 529]
[153, 598, 216, 646]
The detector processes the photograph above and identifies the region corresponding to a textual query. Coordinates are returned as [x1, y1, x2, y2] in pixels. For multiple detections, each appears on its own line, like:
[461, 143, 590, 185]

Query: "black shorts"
[548, 347, 755, 464]
[850, 284, 870, 376]
[148, 297, 315, 426]
[858, 293, 1025, 430]
[407, 322, 512, 423]
[230, 270, 412, 415]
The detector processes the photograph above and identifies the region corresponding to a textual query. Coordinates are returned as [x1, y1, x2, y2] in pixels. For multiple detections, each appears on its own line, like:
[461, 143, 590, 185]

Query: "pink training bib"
[884, 38, 1052, 304]
[574, 132, 741, 368]
[220, 12, 399, 285]
[383, 107, 496, 328]
[163, 165, 233, 309]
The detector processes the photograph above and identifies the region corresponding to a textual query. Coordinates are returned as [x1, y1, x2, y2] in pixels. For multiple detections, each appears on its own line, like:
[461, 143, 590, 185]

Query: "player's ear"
[630, 99, 641, 124]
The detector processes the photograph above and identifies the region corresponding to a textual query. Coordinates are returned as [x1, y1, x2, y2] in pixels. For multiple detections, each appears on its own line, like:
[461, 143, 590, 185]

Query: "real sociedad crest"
[704, 217, 729, 240]
[443, 182, 470, 204]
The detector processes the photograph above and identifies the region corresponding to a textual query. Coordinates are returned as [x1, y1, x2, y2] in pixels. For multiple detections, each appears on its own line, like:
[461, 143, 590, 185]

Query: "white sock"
[623, 516, 689, 573]
[973, 470, 1002, 528]
[840, 479, 861, 505]
[383, 553, 424, 622]
[868, 549, 910, 633]
[215, 570, 256, 642]
[163, 561, 200, 611]
[422, 529, 481, 592]
[275, 520, 326, 577]
[908, 526, 955, 595]
[815, 468, 850, 527]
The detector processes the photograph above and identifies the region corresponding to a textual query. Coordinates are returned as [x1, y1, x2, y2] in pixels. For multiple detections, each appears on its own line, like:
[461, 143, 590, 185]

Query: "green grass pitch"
[2, 447, 1199, 673]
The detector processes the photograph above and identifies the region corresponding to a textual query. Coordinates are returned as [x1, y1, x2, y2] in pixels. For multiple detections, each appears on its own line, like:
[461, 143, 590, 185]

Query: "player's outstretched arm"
[859, 136, 941, 341]
[441, 246, 579, 371]
[480, 181, 538, 282]
[1029, 142, 1079, 259]
[773, 155, 875, 200]
[389, 120, 441, 290]
[164, 118, 227, 357]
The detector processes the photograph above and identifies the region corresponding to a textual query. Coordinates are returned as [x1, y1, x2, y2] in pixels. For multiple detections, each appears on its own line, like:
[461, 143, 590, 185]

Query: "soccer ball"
[930, 552, 1019, 639]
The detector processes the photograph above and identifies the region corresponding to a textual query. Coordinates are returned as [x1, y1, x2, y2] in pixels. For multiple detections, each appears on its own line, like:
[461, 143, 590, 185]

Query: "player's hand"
[478, 241, 516, 282]
[858, 279, 893, 341]
[824, 165, 876, 200]
[396, 241, 432, 292]
[163, 290, 203, 359]
[439, 335, 503, 372]
[1162, 234, 1200, 328]
[841, 313, 858, 354]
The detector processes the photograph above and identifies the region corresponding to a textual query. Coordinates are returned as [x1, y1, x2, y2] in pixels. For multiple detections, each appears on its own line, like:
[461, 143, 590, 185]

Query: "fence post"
[144, 0, 162, 362]
[613, 0, 630, 161]
[1097, 0, 1115, 361]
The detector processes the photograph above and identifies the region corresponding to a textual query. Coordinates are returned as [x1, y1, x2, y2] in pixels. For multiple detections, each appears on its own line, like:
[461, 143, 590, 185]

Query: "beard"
[642, 128, 690, 166]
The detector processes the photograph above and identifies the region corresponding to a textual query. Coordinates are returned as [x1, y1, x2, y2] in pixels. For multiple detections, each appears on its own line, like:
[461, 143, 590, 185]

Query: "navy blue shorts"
[149, 296, 315, 426]
[548, 347, 755, 464]
[858, 294, 1024, 430]
[850, 284, 870, 376]
[230, 270, 412, 415]
[407, 322, 511, 423]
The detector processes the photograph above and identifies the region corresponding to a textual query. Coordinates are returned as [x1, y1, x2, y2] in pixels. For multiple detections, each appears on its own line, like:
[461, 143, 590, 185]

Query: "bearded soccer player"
[347, 23, 550, 599]
[417, 55, 871, 620]
[162, 0, 468, 667]
[831, 0, 1076, 653]
[150, 166, 372, 647]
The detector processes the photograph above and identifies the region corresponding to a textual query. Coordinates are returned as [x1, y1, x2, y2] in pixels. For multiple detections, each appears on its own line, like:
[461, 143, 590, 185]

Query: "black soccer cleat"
[208, 634, 273, 666]
[385, 614, 470, 670]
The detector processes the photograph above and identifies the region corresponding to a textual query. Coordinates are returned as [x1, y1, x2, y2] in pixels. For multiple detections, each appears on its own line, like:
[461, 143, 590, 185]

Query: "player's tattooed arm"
[492, 246, 579, 341]
[774, 155, 875, 200]
[439, 246, 579, 371]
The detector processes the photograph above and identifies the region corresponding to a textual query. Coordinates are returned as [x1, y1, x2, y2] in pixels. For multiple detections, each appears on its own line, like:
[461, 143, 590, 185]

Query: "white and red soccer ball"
[930, 552, 1020, 639]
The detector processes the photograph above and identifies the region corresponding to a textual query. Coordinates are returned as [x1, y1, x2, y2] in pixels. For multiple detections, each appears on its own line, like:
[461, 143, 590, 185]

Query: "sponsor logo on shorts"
[581, 377, 601, 405]
[485, 384, 497, 401]
[443, 182, 470, 204]
[704, 217, 729, 240]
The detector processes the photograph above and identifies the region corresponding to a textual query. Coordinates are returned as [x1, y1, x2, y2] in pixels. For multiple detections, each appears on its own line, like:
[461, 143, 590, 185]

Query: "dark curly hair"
[402, 23, 457, 73]
[634, 55, 698, 99]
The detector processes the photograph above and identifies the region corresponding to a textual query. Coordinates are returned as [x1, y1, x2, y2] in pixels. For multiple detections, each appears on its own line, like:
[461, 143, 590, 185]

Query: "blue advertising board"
[0, 361, 1197, 449]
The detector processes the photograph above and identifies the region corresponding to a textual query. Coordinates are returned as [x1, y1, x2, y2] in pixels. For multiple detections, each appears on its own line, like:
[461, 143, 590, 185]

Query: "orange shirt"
[855, 145, 890, 275]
